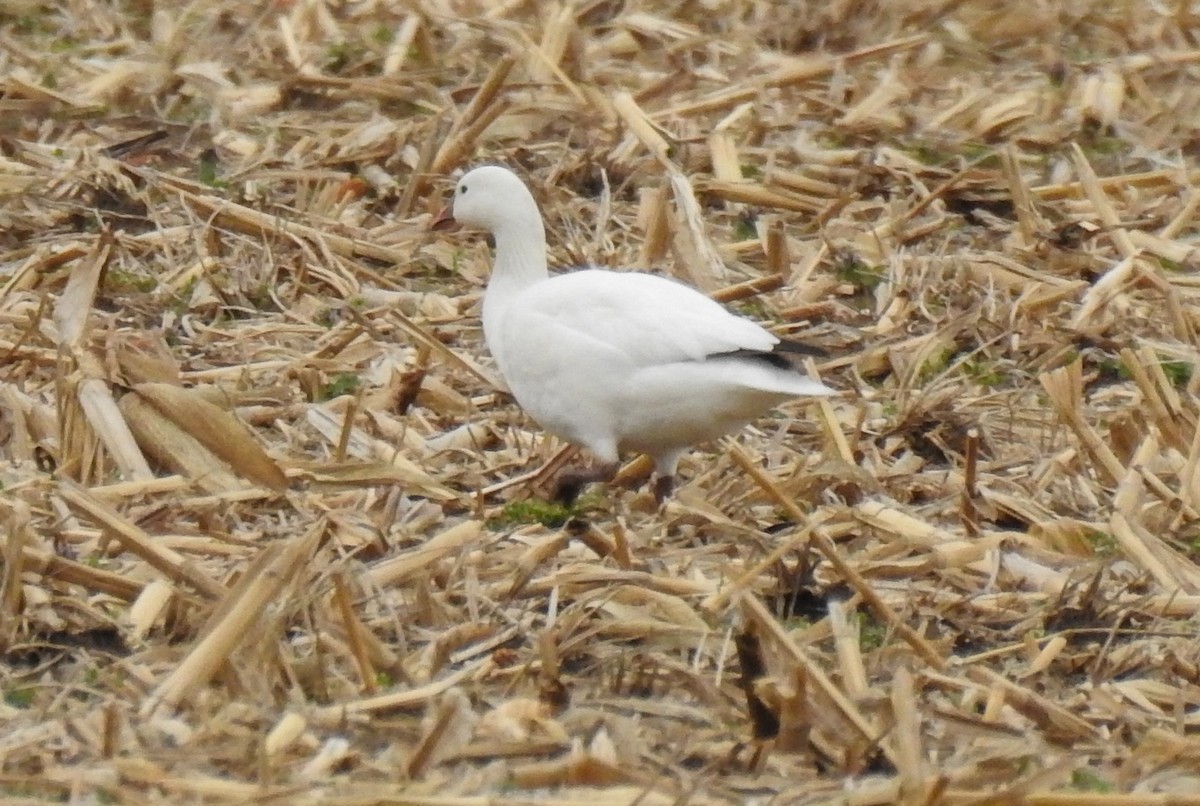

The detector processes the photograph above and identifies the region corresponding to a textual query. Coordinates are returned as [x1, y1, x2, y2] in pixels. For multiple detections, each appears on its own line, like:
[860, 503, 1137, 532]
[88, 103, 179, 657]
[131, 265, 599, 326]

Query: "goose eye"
[460, 185, 468, 195]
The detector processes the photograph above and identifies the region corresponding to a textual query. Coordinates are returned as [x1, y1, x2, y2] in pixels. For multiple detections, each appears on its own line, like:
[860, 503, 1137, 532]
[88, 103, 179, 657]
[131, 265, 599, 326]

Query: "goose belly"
[613, 363, 798, 455]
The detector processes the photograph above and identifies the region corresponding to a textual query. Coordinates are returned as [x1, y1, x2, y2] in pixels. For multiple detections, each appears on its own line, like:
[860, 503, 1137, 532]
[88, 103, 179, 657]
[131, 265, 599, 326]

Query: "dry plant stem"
[143, 529, 319, 715]
[815, 396, 854, 462]
[611, 453, 654, 487]
[101, 701, 120, 759]
[696, 179, 825, 214]
[1031, 168, 1200, 201]
[309, 663, 481, 726]
[1181, 416, 1200, 511]
[537, 628, 560, 689]
[156, 179, 409, 264]
[828, 599, 869, 698]
[728, 443, 946, 670]
[961, 427, 980, 536]
[52, 233, 110, 347]
[708, 130, 743, 182]
[739, 593, 899, 770]
[335, 391, 359, 464]
[88, 475, 189, 499]
[480, 444, 577, 497]
[59, 482, 227, 599]
[1119, 346, 1187, 448]
[1, 500, 30, 649]
[398, 114, 445, 218]
[456, 56, 516, 126]
[66, 767, 292, 801]
[708, 273, 785, 304]
[612, 91, 672, 163]
[520, 26, 587, 105]
[71, 373, 155, 484]
[19, 544, 143, 601]
[431, 100, 513, 177]
[659, 33, 929, 116]
[1039, 360, 1126, 486]
[891, 666, 926, 797]
[526, 444, 580, 493]
[387, 307, 501, 389]
[367, 520, 485, 589]
[1070, 142, 1138, 258]
[964, 667, 1099, 742]
[332, 571, 378, 694]
[701, 521, 822, 615]
[406, 690, 471, 778]
[131, 383, 289, 491]
[637, 182, 671, 265]
[668, 167, 729, 288]
[1002, 141, 1041, 245]
[508, 533, 571, 598]
[941, 793, 1200, 806]
[611, 518, 633, 570]
[118, 394, 242, 494]
[566, 518, 617, 561]
[893, 161, 979, 229]
[764, 217, 789, 276]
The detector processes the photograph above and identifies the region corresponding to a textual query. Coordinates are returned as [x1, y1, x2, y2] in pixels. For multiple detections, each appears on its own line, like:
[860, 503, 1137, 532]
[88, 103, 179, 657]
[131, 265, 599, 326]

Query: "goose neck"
[491, 220, 549, 290]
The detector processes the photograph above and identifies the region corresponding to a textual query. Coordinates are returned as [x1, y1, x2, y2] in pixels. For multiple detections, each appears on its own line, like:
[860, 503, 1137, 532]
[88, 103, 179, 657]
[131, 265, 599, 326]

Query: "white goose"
[434, 165, 836, 503]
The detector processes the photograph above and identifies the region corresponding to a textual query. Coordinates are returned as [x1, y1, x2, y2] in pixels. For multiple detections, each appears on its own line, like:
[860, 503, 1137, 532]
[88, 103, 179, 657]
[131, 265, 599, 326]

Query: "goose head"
[431, 165, 542, 235]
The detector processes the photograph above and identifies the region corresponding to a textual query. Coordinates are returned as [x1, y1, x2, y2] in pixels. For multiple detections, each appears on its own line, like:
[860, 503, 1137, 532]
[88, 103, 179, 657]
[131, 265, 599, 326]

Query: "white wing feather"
[513, 269, 777, 366]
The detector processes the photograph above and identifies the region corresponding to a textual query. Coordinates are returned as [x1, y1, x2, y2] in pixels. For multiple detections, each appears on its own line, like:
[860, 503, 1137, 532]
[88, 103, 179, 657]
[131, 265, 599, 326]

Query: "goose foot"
[652, 475, 675, 505]
[550, 461, 620, 505]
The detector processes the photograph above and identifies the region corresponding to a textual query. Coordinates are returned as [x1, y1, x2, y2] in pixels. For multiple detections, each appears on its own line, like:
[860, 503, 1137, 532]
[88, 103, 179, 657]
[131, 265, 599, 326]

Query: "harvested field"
[5, 0, 1200, 802]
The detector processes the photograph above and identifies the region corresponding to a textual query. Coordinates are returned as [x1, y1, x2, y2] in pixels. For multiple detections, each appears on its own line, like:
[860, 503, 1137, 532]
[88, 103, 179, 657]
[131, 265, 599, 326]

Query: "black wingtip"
[772, 339, 829, 359]
[711, 339, 829, 370]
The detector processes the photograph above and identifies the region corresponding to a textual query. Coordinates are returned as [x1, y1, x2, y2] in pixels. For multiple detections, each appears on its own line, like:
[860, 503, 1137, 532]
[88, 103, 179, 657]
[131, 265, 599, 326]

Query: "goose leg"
[652, 474, 675, 504]
[551, 460, 620, 504]
[651, 449, 684, 505]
